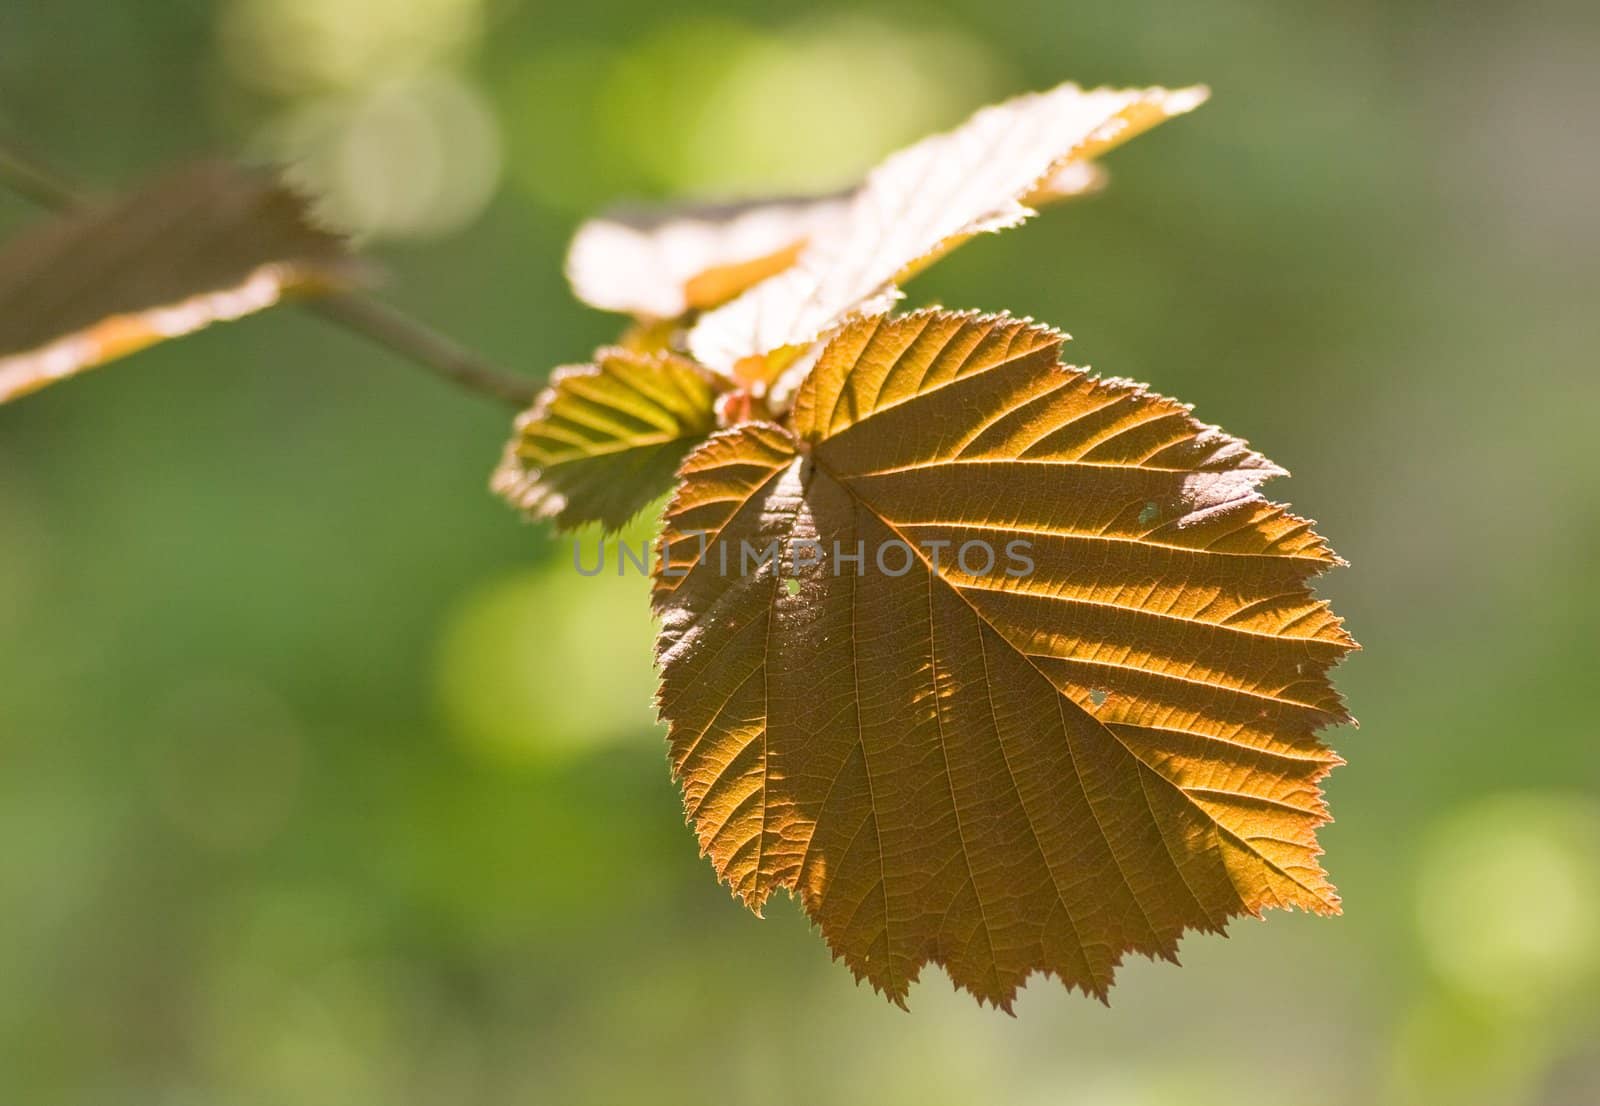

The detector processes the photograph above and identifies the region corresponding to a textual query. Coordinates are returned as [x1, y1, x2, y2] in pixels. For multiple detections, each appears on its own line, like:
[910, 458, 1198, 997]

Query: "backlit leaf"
[0, 161, 358, 405]
[653, 310, 1354, 1008]
[686, 82, 1207, 376]
[1023, 159, 1108, 206]
[564, 194, 850, 321]
[493, 347, 721, 532]
[564, 157, 1111, 326]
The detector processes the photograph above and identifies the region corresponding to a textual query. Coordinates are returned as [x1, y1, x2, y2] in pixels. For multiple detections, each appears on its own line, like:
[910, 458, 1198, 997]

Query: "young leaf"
[686, 83, 1207, 377]
[565, 194, 850, 321]
[0, 161, 358, 405]
[653, 310, 1354, 1008]
[493, 348, 721, 532]
[563, 160, 1109, 325]
[1022, 159, 1108, 207]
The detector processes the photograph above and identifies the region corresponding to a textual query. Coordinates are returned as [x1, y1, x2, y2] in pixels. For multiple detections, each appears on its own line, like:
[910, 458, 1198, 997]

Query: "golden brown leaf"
[0, 161, 358, 405]
[653, 310, 1354, 1008]
[686, 83, 1207, 376]
[493, 347, 721, 532]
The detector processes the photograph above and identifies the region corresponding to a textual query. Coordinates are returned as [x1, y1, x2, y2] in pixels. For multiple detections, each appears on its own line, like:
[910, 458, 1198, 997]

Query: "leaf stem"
[306, 293, 539, 407]
[0, 142, 539, 409]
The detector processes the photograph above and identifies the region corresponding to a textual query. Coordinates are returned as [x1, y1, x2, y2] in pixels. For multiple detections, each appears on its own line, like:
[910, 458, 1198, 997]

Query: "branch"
[0, 143, 540, 409]
[306, 294, 540, 407]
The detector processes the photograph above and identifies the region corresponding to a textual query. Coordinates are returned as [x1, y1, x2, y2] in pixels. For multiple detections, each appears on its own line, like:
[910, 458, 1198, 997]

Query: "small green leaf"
[493, 348, 721, 532]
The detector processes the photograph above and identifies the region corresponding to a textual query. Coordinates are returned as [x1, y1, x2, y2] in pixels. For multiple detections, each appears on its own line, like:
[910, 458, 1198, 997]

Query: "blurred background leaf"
[1, 0, 1597, 1102]
[0, 159, 359, 404]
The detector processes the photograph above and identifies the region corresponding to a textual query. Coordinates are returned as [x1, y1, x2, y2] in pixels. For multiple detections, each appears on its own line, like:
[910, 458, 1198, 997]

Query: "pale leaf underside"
[562, 158, 1110, 327]
[564, 194, 852, 322]
[0, 161, 358, 405]
[686, 83, 1208, 376]
[493, 347, 720, 532]
[653, 310, 1354, 1008]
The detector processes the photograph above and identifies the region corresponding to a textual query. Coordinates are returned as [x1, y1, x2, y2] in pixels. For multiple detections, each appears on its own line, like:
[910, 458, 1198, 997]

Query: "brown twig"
[306, 293, 540, 407]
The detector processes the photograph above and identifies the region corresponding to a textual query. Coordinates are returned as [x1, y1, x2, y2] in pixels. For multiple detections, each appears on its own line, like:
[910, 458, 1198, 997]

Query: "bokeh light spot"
[221, 0, 486, 95]
[1414, 791, 1600, 1014]
[661, 17, 1003, 195]
[434, 545, 661, 765]
[502, 16, 999, 210]
[265, 72, 503, 240]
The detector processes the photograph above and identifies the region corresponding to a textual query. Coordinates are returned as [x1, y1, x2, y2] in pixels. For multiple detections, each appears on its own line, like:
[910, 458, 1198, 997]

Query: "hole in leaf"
[785, 578, 801, 596]
[1088, 687, 1108, 708]
[1138, 501, 1160, 526]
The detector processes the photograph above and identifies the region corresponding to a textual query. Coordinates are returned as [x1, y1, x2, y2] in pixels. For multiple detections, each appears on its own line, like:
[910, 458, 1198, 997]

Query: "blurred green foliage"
[2, 0, 1598, 1102]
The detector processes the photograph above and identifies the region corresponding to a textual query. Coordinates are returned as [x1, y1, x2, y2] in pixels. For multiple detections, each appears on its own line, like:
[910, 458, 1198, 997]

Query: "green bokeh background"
[3, 1, 1598, 1103]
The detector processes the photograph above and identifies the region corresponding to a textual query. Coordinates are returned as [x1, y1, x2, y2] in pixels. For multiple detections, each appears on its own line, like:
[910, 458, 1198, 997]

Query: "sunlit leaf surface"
[0, 161, 358, 405]
[653, 310, 1354, 1008]
[494, 347, 721, 532]
[563, 116, 1114, 328]
[686, 83, 1206, 376]
[564, 194, 850, 321]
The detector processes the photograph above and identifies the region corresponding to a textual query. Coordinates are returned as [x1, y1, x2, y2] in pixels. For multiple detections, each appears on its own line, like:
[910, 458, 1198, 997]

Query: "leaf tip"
[1166, 84, 1212, 114]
